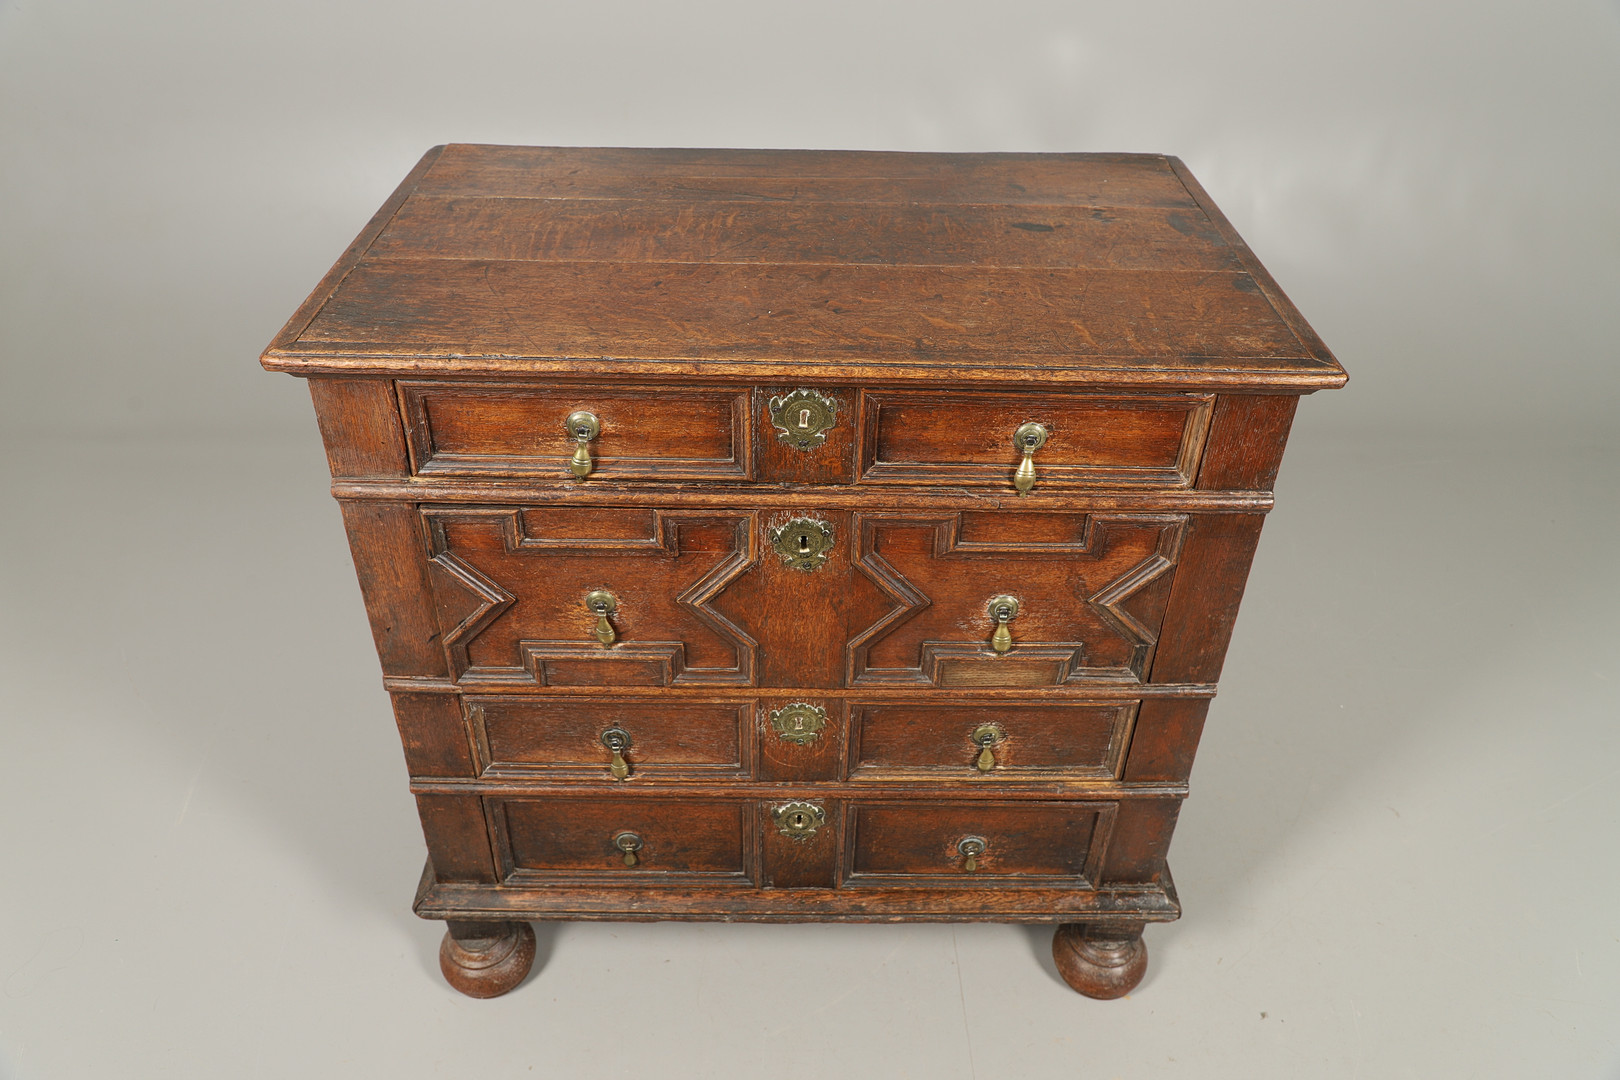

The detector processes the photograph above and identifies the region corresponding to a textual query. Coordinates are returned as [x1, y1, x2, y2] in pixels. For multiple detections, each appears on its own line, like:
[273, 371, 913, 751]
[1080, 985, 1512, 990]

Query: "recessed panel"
[400, 381, 751, 480]
[496, 797, 752, 882]
[860, 391, 1212, 488]
[844, 801, 1113, 886]
[849, 700, 1135, 780]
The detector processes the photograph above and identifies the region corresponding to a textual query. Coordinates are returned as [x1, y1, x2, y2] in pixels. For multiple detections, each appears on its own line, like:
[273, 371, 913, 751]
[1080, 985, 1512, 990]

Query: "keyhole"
[798, 408, 811, 429]
[798, 533, 810, 553]
[791, 812, 805, 828]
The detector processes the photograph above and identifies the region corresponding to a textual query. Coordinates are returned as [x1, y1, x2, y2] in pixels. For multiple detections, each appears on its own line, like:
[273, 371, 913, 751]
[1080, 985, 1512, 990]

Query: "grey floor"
[1, 420, 1616, 1078]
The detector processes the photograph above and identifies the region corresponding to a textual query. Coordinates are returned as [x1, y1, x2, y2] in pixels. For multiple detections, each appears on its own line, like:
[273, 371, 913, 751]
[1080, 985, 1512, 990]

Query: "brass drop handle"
[987, 595, 1019, 654]
[1012, 422, 1049, 494]
[600, 725, 632, 780]
[565, 410, 601, 479]
[613, 830, 643, 867]
[585, 590, 617, 646]
[957, 835, 987, 873]
[971, 723, 1004, 772]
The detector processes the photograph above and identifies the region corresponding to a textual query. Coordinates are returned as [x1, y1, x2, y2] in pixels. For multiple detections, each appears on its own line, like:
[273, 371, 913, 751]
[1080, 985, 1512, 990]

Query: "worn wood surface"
[860, 390, 1212, 488]
[465, 696, 751, 780]
[844, 801, 1108, 884]
[266, 147, 1343, 997]
[262, 146, 1346, 391]
[847, 699, 1136, 780]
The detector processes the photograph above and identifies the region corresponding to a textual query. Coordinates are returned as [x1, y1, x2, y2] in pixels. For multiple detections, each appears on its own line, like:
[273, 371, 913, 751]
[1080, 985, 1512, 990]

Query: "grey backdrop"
[2, 2, 1618, 1078]
[5, 0, 1618, 442]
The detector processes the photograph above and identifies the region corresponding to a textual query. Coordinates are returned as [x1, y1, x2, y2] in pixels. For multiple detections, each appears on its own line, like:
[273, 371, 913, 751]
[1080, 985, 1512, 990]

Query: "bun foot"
[1051, 922, 1148, 999]
[438, 920, 537, 998]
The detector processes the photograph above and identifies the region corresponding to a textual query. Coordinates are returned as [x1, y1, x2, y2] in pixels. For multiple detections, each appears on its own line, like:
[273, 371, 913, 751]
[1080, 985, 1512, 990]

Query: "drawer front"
[423, 505, 1186, 689]
[401, 381, 752, 480]
[859, 390, 1213, 489]
[423, 506, 758, 687]
[842, 801, 1114, 886]
[466, 696, 751, 780]
[492, 796, 754, 882]
[848, 511, 1187, 687]
[847, 700, 1136, 780]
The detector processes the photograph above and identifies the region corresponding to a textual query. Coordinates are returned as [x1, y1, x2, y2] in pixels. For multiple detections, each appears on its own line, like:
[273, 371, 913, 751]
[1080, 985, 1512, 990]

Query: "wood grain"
[1196, 394, 1299, 491]
[262, 146, 1348, 392]
[492, 797, 753, 881]
[372, 197, 1245, 271]
[848, 699, 1135, 781]
[414, 146, 1202, 207]
[297, 259, 1312, 363]
[308, 378, 409, 478]
[1148, 514, 1268, 684]
[465, 696, 751, 780]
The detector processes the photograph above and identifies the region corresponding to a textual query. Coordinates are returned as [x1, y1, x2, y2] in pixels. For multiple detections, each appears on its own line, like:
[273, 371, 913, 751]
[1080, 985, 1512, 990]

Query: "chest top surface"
[262, 145, 1344, 390]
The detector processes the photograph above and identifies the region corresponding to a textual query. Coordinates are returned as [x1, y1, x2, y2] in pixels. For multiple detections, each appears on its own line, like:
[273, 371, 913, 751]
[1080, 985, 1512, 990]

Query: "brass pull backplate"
[768, 389, 840, 450]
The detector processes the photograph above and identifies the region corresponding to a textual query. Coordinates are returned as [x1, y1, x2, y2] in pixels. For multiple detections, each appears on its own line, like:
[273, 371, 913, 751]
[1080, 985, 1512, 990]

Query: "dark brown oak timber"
[1052, 923, 1149, 999]
[264, 146, 1342, 998]
[439, 920, 537, 999]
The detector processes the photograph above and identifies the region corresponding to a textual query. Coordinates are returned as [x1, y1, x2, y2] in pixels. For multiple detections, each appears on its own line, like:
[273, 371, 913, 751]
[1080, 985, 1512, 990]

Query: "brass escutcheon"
[769, 516, 834, 571]
[772, 801, 826, 841]
[770, 703, 828, 745]
[768, 389, 840, 450]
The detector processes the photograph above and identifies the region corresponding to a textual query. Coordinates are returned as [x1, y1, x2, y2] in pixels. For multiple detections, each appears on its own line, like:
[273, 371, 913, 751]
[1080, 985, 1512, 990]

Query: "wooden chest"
[262, 145, 1345, 999]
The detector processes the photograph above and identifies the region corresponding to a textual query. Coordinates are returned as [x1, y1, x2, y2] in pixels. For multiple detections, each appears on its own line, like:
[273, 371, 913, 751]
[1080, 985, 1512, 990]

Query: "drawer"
[847, 700, 1136, 780]
[465, 696, 752, 780]
[423, 505, 1186, 689]
[842, 801, 1114, 886]
[849, 511, 1186, 686]
[423, 505, 758, 687]
[400, 381, 752, 480]
[491, 796, 754, 882]
[858, 390, 1213, 489]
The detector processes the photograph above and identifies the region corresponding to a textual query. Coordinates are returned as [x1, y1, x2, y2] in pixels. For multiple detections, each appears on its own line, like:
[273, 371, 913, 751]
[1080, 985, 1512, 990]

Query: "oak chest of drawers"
[262, 145, 1345, 998]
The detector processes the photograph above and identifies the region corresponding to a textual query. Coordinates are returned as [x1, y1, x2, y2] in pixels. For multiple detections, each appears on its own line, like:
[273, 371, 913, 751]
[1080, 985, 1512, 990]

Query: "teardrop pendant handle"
[600, 725, 632, 780]
[585, 590, 618, 647]
[957, 835, 987, 873]
[1011, 422, 1048, 495]
[987, 595, 1019, 654]
[971, 723, 1004, 772]
[613, 830, 643, 867]
[565, 410, 601, 479]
